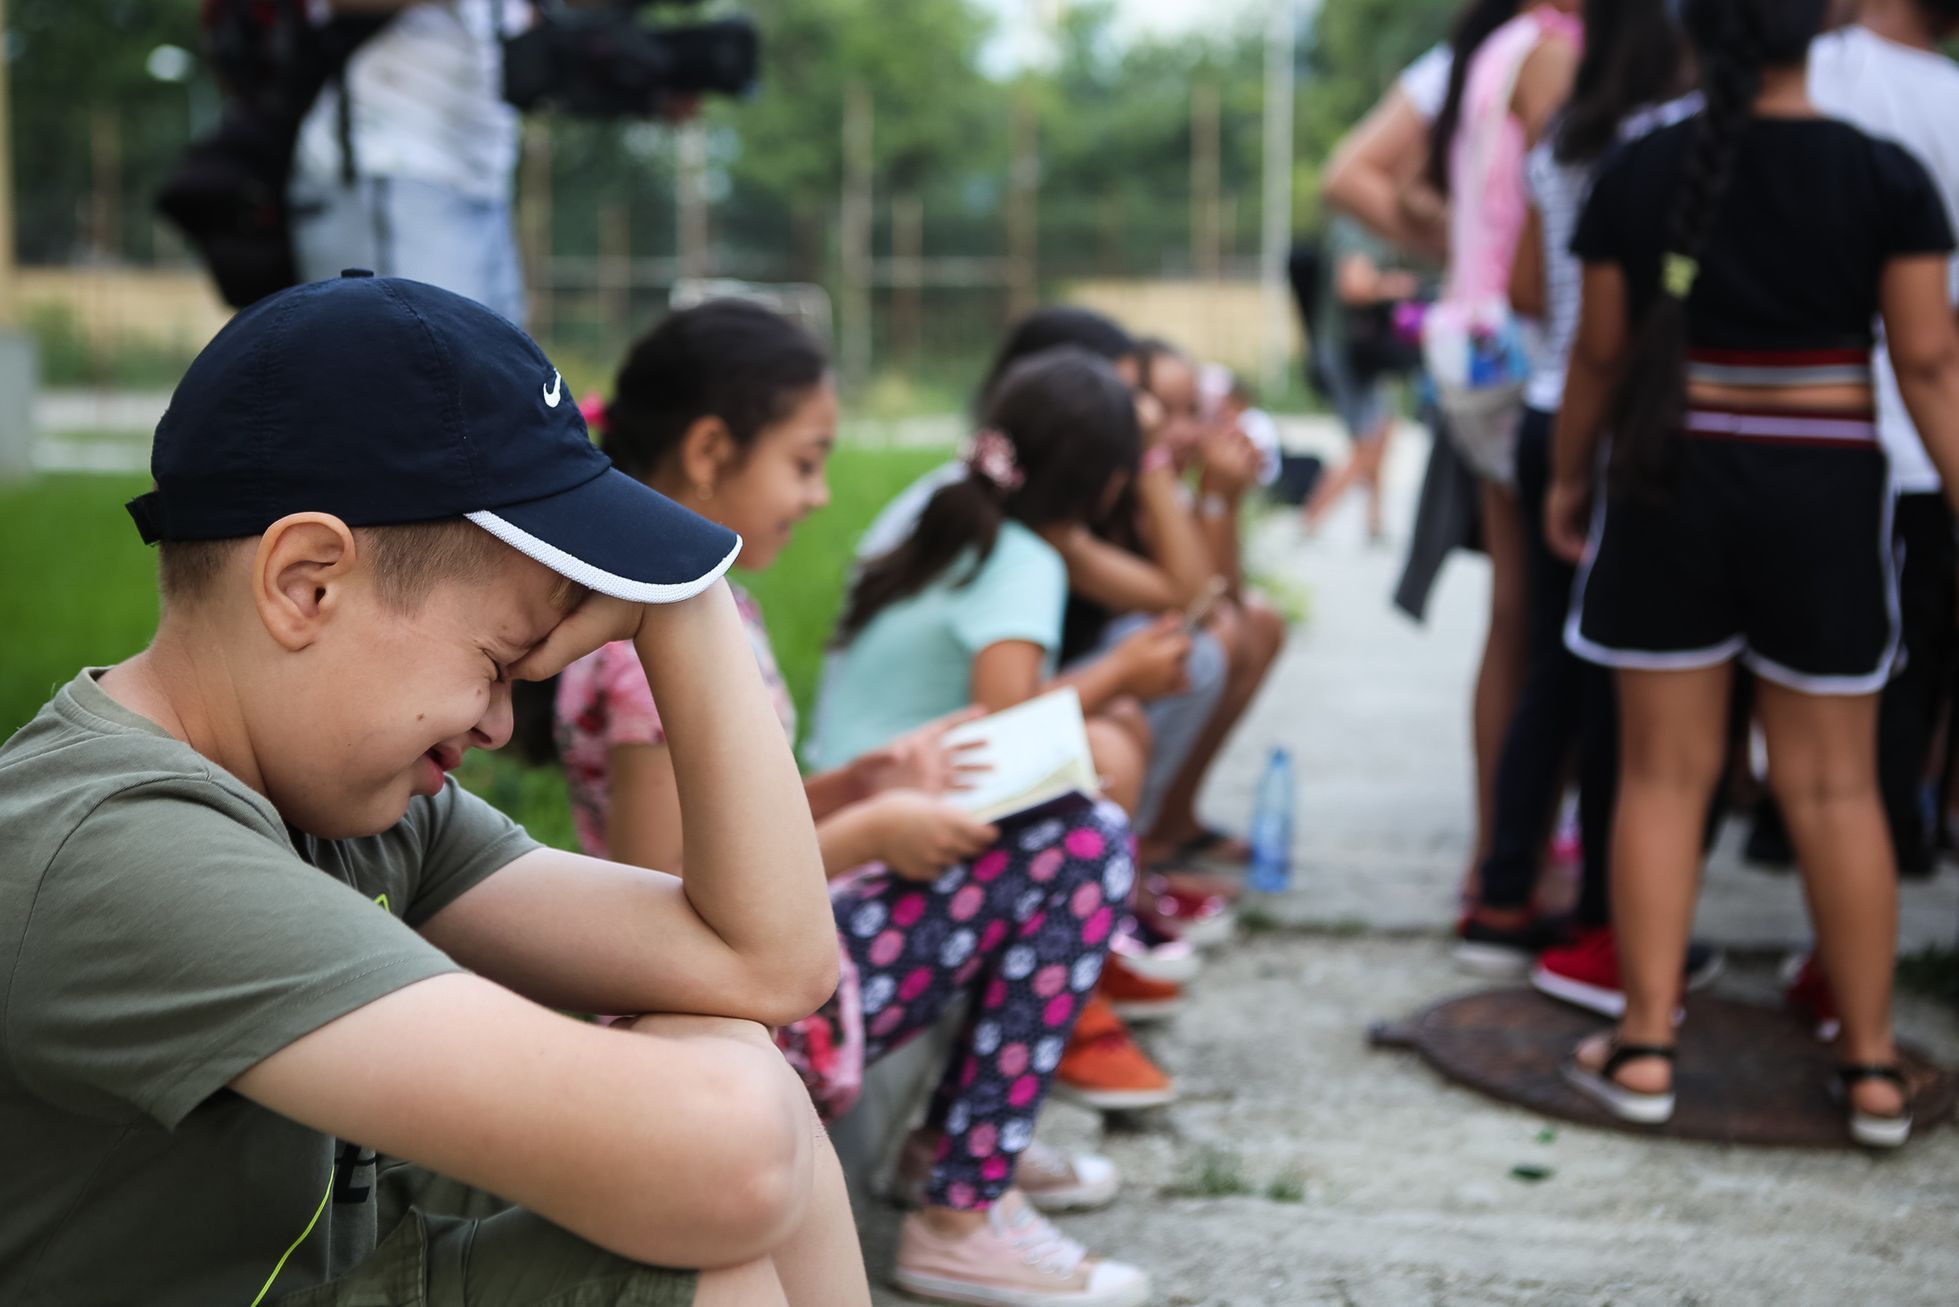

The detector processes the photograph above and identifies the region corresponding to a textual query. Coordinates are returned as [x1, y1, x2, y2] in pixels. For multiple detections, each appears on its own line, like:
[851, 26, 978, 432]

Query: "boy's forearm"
[633, 584, 835, 1006]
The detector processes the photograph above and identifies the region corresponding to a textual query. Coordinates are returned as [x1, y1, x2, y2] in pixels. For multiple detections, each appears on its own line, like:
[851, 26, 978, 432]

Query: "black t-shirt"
[1572, 115, 1954, 350]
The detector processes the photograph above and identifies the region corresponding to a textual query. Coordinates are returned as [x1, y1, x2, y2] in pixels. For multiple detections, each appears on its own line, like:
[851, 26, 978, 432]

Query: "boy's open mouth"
[418, 745, 464, 792]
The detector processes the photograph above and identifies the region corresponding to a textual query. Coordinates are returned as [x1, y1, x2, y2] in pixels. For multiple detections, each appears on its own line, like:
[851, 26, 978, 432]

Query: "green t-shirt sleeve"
[948, 526, 1067, 657]
[9, 779, 468, 1131]
[393, 778, 541, 927]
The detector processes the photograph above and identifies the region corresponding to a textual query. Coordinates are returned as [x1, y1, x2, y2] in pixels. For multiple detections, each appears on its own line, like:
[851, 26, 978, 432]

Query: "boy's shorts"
[273, 1164, 696, 1307]
[1567, 407, 1900, 696]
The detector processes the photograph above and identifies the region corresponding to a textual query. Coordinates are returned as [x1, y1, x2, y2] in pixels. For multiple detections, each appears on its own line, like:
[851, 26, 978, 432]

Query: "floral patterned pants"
[830, 798, 1132, 1210]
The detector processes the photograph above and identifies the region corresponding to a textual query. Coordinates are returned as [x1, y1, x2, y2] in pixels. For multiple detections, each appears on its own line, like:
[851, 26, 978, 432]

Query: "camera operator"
[289, 1, 532, 323]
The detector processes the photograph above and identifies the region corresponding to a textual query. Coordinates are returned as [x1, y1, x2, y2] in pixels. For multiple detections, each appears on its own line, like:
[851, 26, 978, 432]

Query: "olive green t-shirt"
[0, 671, 539, 1306]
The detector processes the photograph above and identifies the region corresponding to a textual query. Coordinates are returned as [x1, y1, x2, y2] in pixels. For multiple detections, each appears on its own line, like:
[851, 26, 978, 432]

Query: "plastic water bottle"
[1247, 747, 1295, 894]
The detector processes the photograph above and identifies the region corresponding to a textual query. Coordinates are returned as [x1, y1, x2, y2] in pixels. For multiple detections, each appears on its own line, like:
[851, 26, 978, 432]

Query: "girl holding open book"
[549, 301, 1155, 1307]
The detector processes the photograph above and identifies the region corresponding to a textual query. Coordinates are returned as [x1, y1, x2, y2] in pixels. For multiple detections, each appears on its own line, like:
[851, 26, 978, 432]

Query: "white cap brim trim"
[466, 510, 742, 604]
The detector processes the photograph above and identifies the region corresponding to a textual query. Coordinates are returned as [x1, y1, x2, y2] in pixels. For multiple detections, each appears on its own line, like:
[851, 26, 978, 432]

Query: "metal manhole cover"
[1372, 988, 1954, 1148]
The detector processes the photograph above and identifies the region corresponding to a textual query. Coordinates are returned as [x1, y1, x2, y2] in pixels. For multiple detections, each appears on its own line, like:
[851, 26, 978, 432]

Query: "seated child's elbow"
[748, 960, 840, 1029]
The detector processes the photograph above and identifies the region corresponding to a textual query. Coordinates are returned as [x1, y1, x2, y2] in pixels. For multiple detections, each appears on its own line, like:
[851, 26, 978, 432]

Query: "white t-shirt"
[1399, 44, 1452, 124]
[1522, 96, 1700, 413]
[293, 1, 525, 201]
[1809, 25, 1959, 494]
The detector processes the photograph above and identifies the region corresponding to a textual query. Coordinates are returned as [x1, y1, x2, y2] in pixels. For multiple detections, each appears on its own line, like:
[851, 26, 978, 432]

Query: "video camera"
[503, 0, 760, 118]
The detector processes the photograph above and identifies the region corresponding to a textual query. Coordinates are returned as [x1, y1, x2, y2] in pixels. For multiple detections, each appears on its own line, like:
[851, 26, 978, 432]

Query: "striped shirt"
[1523, 96, 1699, 413]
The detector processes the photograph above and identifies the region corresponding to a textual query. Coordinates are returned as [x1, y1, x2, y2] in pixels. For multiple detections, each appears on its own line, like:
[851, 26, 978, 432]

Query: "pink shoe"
[892, 1190, 1150, 1306]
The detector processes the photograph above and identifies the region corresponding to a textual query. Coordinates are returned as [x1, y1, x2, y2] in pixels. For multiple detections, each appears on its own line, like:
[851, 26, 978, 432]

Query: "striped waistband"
[1684, 404, 1878, 449]
[1686, 347, 1873, 389]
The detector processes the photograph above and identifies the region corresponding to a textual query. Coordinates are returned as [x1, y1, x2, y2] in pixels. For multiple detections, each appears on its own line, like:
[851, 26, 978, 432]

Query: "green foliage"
[13, 0, 1459, 282]
[9, 0, 204, 263]
[23, 303, 202, 388]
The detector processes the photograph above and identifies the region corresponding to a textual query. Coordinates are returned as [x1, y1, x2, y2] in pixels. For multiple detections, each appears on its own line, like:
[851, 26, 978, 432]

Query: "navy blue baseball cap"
[126, 271, 741, 603]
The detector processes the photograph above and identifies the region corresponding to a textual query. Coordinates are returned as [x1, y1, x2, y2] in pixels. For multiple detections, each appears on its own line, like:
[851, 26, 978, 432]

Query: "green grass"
[0, 472, 161, 734]
[1164, 1150, 1252, 1198]
[1, 447, 951, 845]
[1263, 1171, 1308, 1203]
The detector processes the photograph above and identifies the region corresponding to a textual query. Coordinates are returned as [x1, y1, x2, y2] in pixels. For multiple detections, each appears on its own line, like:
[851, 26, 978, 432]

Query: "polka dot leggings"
[830, 798, 1133, 1210]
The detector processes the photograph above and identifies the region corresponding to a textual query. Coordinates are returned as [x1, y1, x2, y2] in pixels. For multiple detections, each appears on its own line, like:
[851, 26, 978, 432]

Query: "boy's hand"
[1114, 613, 1193, 701]
[869, 791, 998, 881]
[848, 707, 990, 798]
[509, 591, 649, 682]
[507, 580, 735, 683]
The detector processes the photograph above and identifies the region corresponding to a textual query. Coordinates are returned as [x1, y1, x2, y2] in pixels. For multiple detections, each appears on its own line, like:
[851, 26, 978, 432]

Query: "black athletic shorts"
[1567, 406, 1901, 695]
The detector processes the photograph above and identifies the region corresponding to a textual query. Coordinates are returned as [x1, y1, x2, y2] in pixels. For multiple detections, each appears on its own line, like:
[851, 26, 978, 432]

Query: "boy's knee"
[616, 1015, 816, 1263]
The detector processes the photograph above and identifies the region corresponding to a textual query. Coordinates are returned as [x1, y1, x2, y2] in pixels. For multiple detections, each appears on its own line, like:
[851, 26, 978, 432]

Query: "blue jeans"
[289, 175, 526, 326]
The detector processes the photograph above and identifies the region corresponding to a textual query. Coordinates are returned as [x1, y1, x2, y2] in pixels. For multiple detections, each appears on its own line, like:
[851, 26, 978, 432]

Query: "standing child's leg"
[1756, 682, 1905, 1123]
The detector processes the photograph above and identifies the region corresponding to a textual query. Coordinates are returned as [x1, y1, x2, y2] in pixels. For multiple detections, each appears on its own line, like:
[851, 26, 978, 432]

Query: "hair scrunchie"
[961, 427, 1025, 493]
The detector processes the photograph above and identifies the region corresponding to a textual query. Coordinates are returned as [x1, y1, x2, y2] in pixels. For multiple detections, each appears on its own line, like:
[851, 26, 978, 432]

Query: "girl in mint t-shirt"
[546, 304, 1164, 1306]
[811, 351, 1193, 790]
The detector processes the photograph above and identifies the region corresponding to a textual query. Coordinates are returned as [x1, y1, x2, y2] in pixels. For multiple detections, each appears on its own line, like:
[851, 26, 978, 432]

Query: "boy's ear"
[253, 513, 360, 652]
[677, 415, 738, 498]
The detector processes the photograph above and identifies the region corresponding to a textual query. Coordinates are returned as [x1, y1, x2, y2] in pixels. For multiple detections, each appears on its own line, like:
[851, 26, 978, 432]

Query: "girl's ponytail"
[1606, 0, 1822, 500]
[836, 347, 1140, 645]
[836, 473, 1009, 644]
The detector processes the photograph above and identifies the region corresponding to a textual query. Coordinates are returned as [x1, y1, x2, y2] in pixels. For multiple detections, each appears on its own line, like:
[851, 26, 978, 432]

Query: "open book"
[941, 688, 1101, 824]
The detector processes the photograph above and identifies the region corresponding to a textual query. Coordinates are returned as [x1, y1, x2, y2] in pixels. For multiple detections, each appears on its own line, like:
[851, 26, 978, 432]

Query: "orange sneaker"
[1097, 954, 1184, 1023]
[1053, 993, 1177, 1111]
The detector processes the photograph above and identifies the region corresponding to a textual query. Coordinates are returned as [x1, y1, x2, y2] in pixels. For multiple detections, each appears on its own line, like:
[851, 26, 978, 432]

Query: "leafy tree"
[9, 0, 204, 261]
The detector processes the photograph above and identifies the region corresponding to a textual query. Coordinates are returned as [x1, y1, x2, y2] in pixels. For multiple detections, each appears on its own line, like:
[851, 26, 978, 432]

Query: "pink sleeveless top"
[1445, 6, 1584, 304]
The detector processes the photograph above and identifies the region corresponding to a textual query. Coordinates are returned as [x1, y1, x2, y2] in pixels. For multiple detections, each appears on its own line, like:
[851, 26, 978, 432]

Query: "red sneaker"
[1097, 954, 1185, 1022]
[1533, 927, 1725, 1018]
[1141, 878, 1234, 949]
[1782, 952, 1842, 1042]
[1532, 926, 1622, 1015]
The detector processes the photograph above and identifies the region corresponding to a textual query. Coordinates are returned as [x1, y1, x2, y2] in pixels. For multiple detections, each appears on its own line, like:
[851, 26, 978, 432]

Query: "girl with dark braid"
[1544, 0, 1959, 1146]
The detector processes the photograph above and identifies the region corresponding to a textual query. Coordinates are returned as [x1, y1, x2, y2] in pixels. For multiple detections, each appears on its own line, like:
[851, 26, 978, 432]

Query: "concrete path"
[865, 423, 1959, 1306]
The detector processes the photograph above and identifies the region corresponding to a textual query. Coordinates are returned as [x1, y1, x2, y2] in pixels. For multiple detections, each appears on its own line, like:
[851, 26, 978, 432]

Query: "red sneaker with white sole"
[1782, 952, 1842, 1042]
[1532, 926, 1725, 1018]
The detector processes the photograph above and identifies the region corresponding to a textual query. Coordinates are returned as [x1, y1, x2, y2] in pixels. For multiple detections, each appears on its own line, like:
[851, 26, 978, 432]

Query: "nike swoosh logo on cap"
[543, 370, 563, 408]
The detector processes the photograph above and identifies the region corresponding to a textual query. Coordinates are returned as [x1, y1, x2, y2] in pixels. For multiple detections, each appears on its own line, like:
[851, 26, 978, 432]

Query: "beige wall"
[12, 267, 1304, 383]
[18, 267, 231, 351]
[1062, 277, 1303, 378]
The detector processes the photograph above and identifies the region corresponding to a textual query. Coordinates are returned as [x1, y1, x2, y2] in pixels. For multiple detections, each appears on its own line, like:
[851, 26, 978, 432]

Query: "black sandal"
[1837, 1064, 1912, 1149]
[1562, 1038, 1676, 1125]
